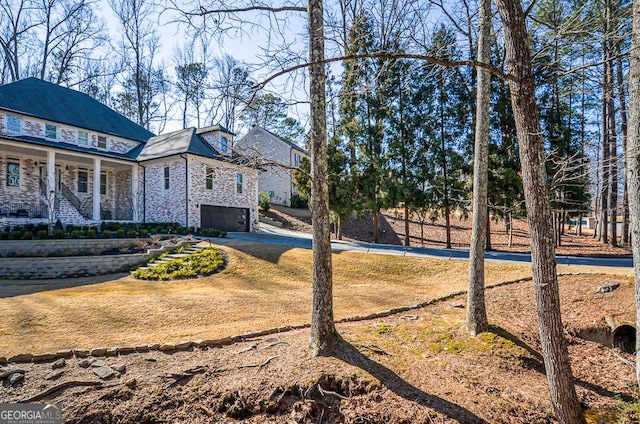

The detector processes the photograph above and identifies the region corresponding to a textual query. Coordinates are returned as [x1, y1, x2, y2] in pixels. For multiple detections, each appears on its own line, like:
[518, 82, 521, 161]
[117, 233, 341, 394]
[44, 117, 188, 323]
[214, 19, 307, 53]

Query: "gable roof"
[137, 127, 227, 162]
[241, 125, 306, 153]
[0, 78, 154, 142]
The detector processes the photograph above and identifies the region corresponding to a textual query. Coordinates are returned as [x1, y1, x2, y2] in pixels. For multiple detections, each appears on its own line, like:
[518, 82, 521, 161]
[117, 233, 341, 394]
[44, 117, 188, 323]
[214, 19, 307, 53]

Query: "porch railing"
[60, 183, 92, 220]
[0, 202, 47, 219]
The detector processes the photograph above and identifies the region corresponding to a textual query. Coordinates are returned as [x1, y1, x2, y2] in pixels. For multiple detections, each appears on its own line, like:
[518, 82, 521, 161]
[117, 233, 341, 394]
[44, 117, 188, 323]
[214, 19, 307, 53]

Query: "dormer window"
[46, 124, 57, 140]
[97, 135, 107, 149]
[78, 131, 88, 146]
[221, 136, 228, 153]
[6, 115, 20, 133]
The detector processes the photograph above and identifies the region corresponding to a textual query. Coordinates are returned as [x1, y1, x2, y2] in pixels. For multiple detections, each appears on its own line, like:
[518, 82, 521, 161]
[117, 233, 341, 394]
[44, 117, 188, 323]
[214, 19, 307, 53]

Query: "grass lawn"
[0, 242, 632, 357]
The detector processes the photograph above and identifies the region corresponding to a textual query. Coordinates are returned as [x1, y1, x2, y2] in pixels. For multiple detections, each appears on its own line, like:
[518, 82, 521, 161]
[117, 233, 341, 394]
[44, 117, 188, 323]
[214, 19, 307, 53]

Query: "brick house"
[0, 78, 259, 231]
[234, 126, 306, 206]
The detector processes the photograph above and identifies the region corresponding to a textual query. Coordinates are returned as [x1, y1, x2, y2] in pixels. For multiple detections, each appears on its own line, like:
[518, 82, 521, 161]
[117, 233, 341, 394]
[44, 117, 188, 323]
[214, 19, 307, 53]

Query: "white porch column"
[131, 164, 139, 221]
[46, 151, 55, 218]
[93, 158, 101, 221]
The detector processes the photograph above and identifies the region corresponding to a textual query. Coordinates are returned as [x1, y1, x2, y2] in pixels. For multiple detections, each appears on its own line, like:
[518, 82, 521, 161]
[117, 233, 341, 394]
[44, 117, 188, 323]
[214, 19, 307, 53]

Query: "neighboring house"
[234, 126, 306, 207]
[0, 78, 259, 232]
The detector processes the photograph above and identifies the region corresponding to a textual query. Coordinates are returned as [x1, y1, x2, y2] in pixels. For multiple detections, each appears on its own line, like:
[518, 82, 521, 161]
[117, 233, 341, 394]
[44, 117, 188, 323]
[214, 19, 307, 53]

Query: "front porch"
[0, 141, 140, 226]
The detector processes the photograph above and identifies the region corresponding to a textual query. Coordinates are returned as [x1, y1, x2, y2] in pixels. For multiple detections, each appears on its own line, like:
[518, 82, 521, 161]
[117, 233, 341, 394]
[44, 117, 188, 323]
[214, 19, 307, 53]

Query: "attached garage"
[201, 205, 250, 232]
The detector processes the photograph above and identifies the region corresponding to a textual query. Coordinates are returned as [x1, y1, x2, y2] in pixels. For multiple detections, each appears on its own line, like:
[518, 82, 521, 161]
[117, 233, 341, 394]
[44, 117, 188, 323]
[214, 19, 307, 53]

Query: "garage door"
[200, 205, 250, 232]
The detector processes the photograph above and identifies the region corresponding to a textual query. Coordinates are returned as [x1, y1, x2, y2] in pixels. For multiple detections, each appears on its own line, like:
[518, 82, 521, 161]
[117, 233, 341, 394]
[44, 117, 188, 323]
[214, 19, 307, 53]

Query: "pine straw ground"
[1, 271, 637, 423]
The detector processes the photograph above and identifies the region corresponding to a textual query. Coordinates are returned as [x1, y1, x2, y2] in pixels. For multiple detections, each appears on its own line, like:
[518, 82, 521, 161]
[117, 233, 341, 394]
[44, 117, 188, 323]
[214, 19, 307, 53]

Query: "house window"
[100, 171, 107, 195]
[78, 169, 88, 193]
[164, 166, 170, 190]
[78, 131, 88, 146]
[221, 136, 228, 153]
[97, 135, 107, 150]
[46, 124, 57, 140]
[294, 153, 301, 167]
[6, 115, 20, 133]
[206, 166, 214, 190]
[6, 159, 20, 187]
[236, 173, 243, 194]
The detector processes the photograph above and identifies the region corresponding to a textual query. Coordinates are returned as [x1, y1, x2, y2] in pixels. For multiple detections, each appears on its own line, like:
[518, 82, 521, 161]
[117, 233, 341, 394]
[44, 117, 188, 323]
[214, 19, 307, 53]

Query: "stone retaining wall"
[0, 238, 143, 257]
[0, 252, 156, 279]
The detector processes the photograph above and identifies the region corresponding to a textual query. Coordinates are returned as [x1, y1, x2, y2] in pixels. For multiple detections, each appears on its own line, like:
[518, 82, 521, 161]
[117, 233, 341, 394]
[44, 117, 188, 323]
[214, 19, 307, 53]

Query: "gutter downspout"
[180, 154, 189, 228]
[140, 163, 146, 223]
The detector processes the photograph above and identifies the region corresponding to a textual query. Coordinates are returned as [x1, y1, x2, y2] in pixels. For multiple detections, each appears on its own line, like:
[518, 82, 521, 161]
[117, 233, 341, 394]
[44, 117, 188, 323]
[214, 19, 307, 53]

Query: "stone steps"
[134, 245, 205, 271]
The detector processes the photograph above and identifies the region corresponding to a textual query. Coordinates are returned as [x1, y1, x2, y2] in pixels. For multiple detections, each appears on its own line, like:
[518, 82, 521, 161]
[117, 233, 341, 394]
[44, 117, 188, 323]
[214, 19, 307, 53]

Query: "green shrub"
[259, 191, 271, 211]
[54, 219, 63, 231]
[70, 230, 80, 239]
[116, 228, 126, 238]
[37, 230, 48, 239]
[140, 229, 148, 238]
[0, 232, 8, 240]
[53, 230, 64, 239]
[290, 194, 308, 208]
[220, 230, 227, 238]
[21, 231, 33, 240]
[87, 229, 96, 239]
[128, 229, 137, 238]
[102, 230, 111, 239]
[133, 247, 225, 281]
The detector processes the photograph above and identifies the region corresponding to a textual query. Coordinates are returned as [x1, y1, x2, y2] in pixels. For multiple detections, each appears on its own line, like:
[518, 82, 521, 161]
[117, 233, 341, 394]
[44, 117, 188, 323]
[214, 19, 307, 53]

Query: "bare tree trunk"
[466, 0, 491, 336]
[494, 0, 585, 422]
[308, 0, 339, 356]
[486, 212, 492, 251]
[601, 24, 611, 245]
[618, 55, 630, 246]
[508, 210, 513, 248]
[404, 203, 410, 246]
[372, 209, 381, 243]
[608, 40, 619, 247]
[627, 0, 640, 386]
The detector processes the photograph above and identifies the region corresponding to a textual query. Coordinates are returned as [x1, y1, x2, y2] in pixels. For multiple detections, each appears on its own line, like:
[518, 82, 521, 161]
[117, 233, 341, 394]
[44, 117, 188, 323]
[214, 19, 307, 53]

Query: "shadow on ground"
[0, 273, 129, 298]
[334, 340, 488, 423]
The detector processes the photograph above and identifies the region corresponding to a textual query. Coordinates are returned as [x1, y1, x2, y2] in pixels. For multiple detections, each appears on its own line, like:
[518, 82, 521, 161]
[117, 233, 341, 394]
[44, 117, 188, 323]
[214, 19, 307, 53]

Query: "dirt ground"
[1, 273, 637, 423]
[266, 206, 632, 258]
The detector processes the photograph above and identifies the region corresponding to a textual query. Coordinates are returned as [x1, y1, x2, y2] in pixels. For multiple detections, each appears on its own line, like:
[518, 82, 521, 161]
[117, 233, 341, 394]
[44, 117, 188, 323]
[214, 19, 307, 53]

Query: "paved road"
[211, 225, 634, 268]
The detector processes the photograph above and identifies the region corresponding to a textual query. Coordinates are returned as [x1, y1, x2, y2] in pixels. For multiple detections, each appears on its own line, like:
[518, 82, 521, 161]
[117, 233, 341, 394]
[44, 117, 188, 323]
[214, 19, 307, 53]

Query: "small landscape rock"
[125, 378, 137, 389]
[450, 302, 465, 309]
[32, 352, 57, 362]
[118, 347, 135, 354]
[90, 348, 107, 357]
[73, 349, 90, 358]
[93, 366, 116, 380]
[52, 359, 66, 370]
[135, 345, 149, 352]
[0, 368, 25, 379]
[144, 358, 157, 362]
[597, 281, 621, 293]
[175, 341, 192, 350]
[45, 371, 65, 380]
[148, 344, 161, 350]
[114, 364, 126, 374]
[193, 340, 206, 348]
[159, 343, 176, 352]
[0, 357, 6, 364]
[78, 359, 91, 368]
[8, 354, 33, 363]
[9, 372, 24, 385]
[56, 349, 73, 358]
[89, 359, 107, 367]
[105, 347, 118, 356]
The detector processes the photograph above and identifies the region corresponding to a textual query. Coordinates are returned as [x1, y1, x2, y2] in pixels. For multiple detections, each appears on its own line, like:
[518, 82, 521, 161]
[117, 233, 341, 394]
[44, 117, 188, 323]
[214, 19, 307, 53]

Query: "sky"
[98, 0, 310, 135]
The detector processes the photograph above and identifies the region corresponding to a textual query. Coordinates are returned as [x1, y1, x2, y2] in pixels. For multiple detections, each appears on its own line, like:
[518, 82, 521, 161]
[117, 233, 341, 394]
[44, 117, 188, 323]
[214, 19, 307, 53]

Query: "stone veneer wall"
[0, 155, 41, 208]
[235, 127, 303, 206]
[187, 158, 259, 230]
[144, 159, 188, 225]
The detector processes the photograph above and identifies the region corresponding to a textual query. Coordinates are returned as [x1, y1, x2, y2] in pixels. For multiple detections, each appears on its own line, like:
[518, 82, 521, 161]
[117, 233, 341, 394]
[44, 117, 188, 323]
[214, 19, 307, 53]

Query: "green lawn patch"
[133, 247, 226, 280]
